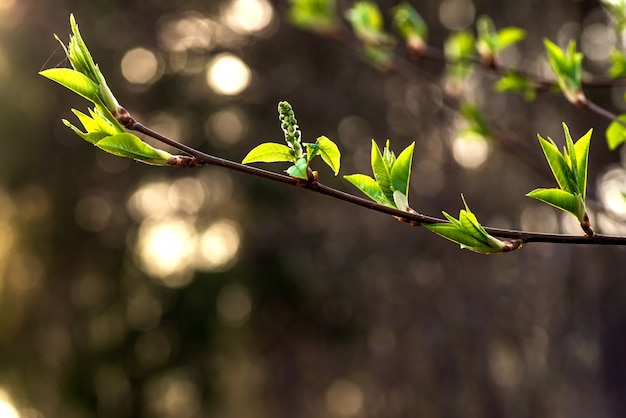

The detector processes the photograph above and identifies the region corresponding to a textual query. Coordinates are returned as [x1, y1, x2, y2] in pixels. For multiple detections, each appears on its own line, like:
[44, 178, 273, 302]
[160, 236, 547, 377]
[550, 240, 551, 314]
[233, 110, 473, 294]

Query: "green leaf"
[494, 72, 537, 101]
[606, 114, 626, 150]
[96, 133, 172, 165]
[242, 143, 294, 164]
[572, 127, 592, 199]
[288, 0, 338, 33]
[543, 39, 584, 104]
[287, 157, 309, 180]
[392, 3, 427, 45]
[496, 27, 526, 51]
[460, 102, 491, 137]
[526, 188, 584, 221]
[424, 196, 505, 254]
[62, 119, 110, 144]
[390, 142, 415, 196]
[370, 140, 394, 203]
[537, 134, 578, 193]
[609, 49, 626, 78]
[39, 68, 101, 105]
[346, 1, 393, 46]
[344, 174, 394, 206]
[315, 135, 341, 175]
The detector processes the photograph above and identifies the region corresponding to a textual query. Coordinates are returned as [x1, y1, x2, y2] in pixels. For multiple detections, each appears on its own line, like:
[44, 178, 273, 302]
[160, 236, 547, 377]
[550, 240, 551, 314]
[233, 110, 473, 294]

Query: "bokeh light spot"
[326, 379, 364, 417]
[222, 0, 274, 34]
[168, 177, 205, 215]
[206, 53, 251, 95]
[128, 181, 172, 221]
[598, 166, 626, 216]
[217, 285, 252, 327]
[121, 48, 160, 85]
[439, 0, 475, 30]
[195, 220, 241, 271]
[136, 218, 196, 284]
[582, 23, 614, 62]
[146, 369, 201, 418]
[452, 132, 489, 169]
[207, 108, 247, 145]
[0, 389, 18, 418]
[157, 13, 214, 52]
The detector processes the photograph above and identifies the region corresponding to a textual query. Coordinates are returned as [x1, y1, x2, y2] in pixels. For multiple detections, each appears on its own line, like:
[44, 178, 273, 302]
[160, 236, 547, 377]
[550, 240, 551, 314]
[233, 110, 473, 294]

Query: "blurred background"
[1, 0, 626, 416]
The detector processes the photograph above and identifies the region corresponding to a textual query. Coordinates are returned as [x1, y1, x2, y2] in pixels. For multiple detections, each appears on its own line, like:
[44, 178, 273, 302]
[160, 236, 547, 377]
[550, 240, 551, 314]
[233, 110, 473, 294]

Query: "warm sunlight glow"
[582, 23, 614, 62]
[222, 0, 274, 34]
[0, 390, 19, 418]
[136, 218, 196, 282]
[206, 53, 251, 95]
[598, 167, 626, 217]
[157, 12, 214, 52]
[195, 220, 241, 271]
[452, 132, 489, 169]
[128, 181, 172, 221]
[121, 48, 160, 85]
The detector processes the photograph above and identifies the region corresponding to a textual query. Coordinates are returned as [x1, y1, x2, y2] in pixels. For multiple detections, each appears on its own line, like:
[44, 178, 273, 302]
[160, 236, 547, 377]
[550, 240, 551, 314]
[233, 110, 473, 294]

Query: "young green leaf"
[390, 142, 415, 196]
[344, 174, 394, 206]
[392, 3, 427, 53]
[242, 143, 294, 164]
[287, 157, 309, 180]
[494, 72, 537, 101]
[537, 134, 579, 193]
[606, 114, 626, 150]
[609, 49, 626, 78]
[526, 188, 584, 221]
[392, 190, 410, 212]
[315, 135, 341, 175]
[288, 0, 338, 33]
[370, 140, 394, 203]
[574, 129, 592, 199]
[346, 1, 393, 46]
[543, 39, 584, 105]
[424, 197, 506, 254]
[39, 68, 101, 105]
[96, 133, 172, 165]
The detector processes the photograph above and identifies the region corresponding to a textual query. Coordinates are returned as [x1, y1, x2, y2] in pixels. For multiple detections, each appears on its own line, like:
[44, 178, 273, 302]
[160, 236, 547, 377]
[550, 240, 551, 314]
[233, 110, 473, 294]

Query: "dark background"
[1, 0, 626, 417]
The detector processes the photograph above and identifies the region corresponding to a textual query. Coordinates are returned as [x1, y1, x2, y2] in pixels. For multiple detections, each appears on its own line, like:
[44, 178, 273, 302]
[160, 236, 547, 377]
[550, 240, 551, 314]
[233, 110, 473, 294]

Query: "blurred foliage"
[2, 0, 626, 417]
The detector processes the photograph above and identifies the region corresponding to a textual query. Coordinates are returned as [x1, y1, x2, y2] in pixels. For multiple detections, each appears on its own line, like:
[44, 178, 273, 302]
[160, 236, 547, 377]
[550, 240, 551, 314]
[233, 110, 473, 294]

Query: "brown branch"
[127, 119, 626, 247]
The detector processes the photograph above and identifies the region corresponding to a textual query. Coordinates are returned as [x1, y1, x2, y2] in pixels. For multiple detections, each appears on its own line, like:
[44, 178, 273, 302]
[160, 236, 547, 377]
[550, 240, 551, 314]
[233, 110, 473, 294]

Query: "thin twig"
[129, 120, 626, 247]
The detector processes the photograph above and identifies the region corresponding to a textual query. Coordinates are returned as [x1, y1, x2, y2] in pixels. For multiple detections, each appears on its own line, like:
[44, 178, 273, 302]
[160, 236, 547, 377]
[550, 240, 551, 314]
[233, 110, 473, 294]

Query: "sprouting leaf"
[543, 39, 584, 105]
[445, 31, 476, 82]
[494, 72, 537, 101]
[370, 140, 394, 203]
[288, 0, 338, 33]
[96, 133, 172, 165]
[315, 135, 341, 175]
[242, 143, 294, 164]
[496, 27, 526, 50]
[287, 157, 309, 180]
[390, 142, 415, 196]
[526, 188, 584, 221]
[606, 114, 626, 150]
[424, 196, 505, 254]
[573, 128, 592, 199]
[39, 68, 101, 105]
[392, 2, 427, 52]
[63, 119, 110, 144]
[344, 174, 394, 206]
[609, 50, 626, 78]
[460, 102, 491, 138]
[529, 124, 592, 224]
[537, 134, 578, 193]
[346, 1, 393, 46]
